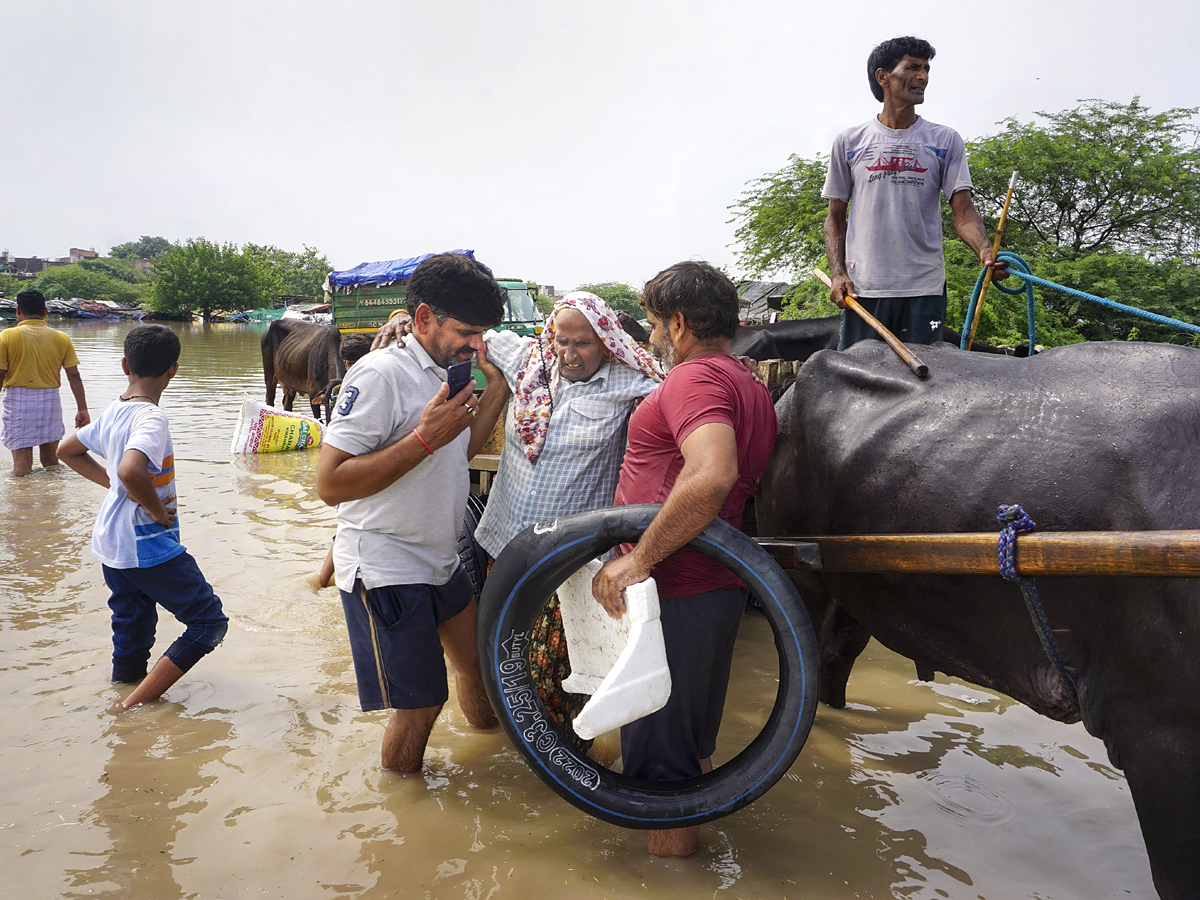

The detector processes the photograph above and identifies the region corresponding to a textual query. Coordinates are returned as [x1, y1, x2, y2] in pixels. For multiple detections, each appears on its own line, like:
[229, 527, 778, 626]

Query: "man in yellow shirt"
[0, 290, 91, 476]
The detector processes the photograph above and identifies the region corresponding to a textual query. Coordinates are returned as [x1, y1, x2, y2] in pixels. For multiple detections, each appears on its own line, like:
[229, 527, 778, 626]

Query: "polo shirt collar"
[405, 335, 443, 374]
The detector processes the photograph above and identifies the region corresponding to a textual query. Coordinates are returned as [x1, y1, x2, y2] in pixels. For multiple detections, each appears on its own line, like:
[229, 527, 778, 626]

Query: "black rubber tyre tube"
[476, 503, 820, 829]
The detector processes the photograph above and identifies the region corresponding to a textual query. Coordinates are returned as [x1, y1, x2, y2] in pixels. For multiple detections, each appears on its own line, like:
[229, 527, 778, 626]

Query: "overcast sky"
[5, 0, 1196, 290]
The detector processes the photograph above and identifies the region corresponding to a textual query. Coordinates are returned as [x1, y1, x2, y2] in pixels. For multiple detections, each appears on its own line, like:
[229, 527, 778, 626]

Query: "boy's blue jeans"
[102, 551, 228, 683]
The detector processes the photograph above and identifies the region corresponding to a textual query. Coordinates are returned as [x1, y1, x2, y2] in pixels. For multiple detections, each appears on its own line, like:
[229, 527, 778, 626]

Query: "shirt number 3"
[336, 386, 360, 417]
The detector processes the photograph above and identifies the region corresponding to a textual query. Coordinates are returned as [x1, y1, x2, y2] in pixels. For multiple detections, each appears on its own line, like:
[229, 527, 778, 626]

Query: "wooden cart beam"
[757, 531, 1200, 578]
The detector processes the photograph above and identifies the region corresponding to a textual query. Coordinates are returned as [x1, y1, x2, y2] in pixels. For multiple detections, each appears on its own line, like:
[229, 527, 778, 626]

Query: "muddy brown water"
[0, 320, 1156, 899]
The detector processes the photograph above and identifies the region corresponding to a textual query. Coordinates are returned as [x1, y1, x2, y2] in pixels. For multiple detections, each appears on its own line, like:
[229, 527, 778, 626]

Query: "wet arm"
[316, 436, 431, 506]
[467, 341, 511, 459]
[117, 450, 172, 525]
[64, 366, 90, 427]
[317, 382, 475, 505]
[592, 422, 739, 617]
[823, 199, 854, 308]
[951, 190, 1008, 277]
[57, 434, 110, 488]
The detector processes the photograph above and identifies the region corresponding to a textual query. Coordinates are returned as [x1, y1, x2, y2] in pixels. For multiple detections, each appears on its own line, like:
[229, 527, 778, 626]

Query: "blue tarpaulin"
[326, 249, 475, 289]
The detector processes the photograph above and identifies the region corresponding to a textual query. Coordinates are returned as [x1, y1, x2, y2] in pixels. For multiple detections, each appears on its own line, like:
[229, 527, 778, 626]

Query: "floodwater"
[0, 320, 1157, 899]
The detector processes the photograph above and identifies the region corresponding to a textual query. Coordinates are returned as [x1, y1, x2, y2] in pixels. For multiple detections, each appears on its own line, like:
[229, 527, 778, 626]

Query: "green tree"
[966, 99, 1200, 261]
[149, 239, 275, 318]
[110, 236, 173, 260]
[0, 273, 25, 299]
[32, 263, 148, 306]
[525, 280, 553, 315]
[244, 244, 331, 297]
[730, 98, 1200, 345]
[730, 154, 829, 281]
[78, 257, 147, 285]
[574, 282, 643, 317]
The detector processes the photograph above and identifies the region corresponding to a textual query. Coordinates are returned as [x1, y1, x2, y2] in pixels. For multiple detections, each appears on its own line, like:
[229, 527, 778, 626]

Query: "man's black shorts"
[620, 587, 745, 781]
[339, 565, 473, 711]
[837, 286, 948, 350]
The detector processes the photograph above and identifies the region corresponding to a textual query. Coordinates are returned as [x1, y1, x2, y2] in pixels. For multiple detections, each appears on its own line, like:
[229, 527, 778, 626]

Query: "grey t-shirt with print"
[822, 116, 973, 297]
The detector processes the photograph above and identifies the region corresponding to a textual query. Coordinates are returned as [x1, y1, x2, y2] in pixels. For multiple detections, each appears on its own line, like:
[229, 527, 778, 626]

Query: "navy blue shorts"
[102, 551, 229, 682]
[837, 287, 947, 350]
[620, 587, 746, 782]
[340, 564, 473, 712]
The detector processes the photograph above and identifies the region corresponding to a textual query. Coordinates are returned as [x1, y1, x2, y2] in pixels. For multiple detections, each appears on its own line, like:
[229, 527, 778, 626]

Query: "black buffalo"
[731, 316, 1032, 361]
[756, 340, 1200, 899]
[617, 311, 650, 344]
[261, 320, 345, 422]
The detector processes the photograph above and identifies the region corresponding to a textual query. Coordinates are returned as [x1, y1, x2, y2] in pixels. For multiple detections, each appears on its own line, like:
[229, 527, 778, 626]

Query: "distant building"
[539, 285, 558, 299]
[736, 281, 791, 323]
[132, 258, 155, 275]
[3, 255, 50, 276]
[69, 248, 100, 262]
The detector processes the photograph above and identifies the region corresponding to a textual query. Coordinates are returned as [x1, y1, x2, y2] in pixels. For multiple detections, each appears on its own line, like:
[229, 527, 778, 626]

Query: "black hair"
[641, 261, 739, 341]
[404, 253, 505, 328]
[867, 36, 935, 101]
[339, 333, 373, 365]
[124, 324, 181, 377]
[15, 289, 46, 316]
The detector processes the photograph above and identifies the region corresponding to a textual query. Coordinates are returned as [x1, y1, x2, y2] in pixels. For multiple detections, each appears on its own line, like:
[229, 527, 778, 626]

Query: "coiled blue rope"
[960, 251, 1200, 350]
[996, 504, 1079, 715]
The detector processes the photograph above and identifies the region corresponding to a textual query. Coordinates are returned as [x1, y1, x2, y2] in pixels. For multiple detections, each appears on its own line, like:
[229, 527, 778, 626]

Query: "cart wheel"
[476, 503, 820, 829]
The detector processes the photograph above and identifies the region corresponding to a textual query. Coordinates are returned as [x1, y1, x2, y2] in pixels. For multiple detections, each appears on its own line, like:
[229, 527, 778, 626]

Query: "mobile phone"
[446, 361, 473, 400]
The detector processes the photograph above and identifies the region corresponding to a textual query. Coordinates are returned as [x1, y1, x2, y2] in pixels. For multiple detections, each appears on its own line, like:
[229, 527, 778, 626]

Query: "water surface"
[0, 320, 1155, 898]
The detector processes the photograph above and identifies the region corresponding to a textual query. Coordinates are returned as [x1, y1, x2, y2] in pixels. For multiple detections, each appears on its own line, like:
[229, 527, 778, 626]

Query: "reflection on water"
[0, 321, 1156, 898]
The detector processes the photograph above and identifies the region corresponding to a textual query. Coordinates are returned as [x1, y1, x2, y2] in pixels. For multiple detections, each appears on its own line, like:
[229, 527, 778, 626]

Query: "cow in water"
[755, 340, 1200, 899]
[260, 320, 345, 422]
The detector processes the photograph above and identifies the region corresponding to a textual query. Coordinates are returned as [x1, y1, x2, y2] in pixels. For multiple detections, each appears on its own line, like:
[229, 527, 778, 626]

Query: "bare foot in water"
[647, 826, 698, 857]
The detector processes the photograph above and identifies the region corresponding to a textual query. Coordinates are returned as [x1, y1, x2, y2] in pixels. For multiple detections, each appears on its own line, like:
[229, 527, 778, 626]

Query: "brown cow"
[261, 319, 345, 422]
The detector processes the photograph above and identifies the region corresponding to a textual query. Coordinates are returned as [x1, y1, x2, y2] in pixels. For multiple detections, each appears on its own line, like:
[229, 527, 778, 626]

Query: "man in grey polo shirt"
[316, 252, 508, 772]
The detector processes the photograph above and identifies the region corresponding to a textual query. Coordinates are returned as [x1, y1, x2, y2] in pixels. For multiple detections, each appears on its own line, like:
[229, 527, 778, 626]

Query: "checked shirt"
[472, 330, 659, 558]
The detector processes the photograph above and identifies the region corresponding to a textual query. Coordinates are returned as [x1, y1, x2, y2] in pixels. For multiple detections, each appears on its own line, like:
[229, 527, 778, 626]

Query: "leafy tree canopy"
[31, 263, 148, 307]
[967, 99, 1200, 261]
[110, 235, 173, 260]
[77, 257, 147, 284]
[244, 244, 332, 297]
[0, 273, 27, 299]
[574, 281, 643, 317]
[149, 239, 275, 317]
[730, 98, 1200, 345]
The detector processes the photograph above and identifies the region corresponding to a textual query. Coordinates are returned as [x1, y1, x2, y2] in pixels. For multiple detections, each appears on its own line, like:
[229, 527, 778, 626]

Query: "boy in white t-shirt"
[58, 325, 228, 709]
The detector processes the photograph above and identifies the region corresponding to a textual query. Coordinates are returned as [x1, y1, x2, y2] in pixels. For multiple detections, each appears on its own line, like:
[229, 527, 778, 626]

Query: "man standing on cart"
[823, 35, 1007, 349]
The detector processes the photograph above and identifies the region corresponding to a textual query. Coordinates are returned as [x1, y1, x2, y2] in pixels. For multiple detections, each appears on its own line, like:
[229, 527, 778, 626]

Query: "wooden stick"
[814, 268, 929, 378]
[757, 530, 1200, 578]
[965, 170, 1018, 351]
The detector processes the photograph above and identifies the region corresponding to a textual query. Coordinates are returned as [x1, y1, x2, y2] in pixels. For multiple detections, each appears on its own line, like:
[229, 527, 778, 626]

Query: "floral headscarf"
[513, 291, 663, 463]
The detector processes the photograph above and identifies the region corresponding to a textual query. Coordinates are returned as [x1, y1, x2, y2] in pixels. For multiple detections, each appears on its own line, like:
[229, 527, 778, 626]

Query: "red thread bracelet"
[412, 429, 434, 456]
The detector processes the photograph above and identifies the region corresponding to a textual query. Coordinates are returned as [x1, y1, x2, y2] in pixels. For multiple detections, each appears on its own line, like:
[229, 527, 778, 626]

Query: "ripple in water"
[917, 772, 1014, 824]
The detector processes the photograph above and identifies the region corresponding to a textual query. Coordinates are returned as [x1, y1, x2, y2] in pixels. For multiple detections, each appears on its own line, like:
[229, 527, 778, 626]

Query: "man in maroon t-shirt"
[592, 261, 777, 857]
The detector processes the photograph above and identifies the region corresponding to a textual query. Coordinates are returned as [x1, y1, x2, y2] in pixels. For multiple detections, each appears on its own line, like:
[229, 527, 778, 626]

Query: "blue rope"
[960, 251, 1200, 350]
[996, 504, 1079, 715]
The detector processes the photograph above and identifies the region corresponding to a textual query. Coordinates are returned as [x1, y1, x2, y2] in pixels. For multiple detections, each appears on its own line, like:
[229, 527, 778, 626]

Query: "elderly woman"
[473, 292, 663, 555]
[471, 292, 664, 743]
[375, 292, 663, 742]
